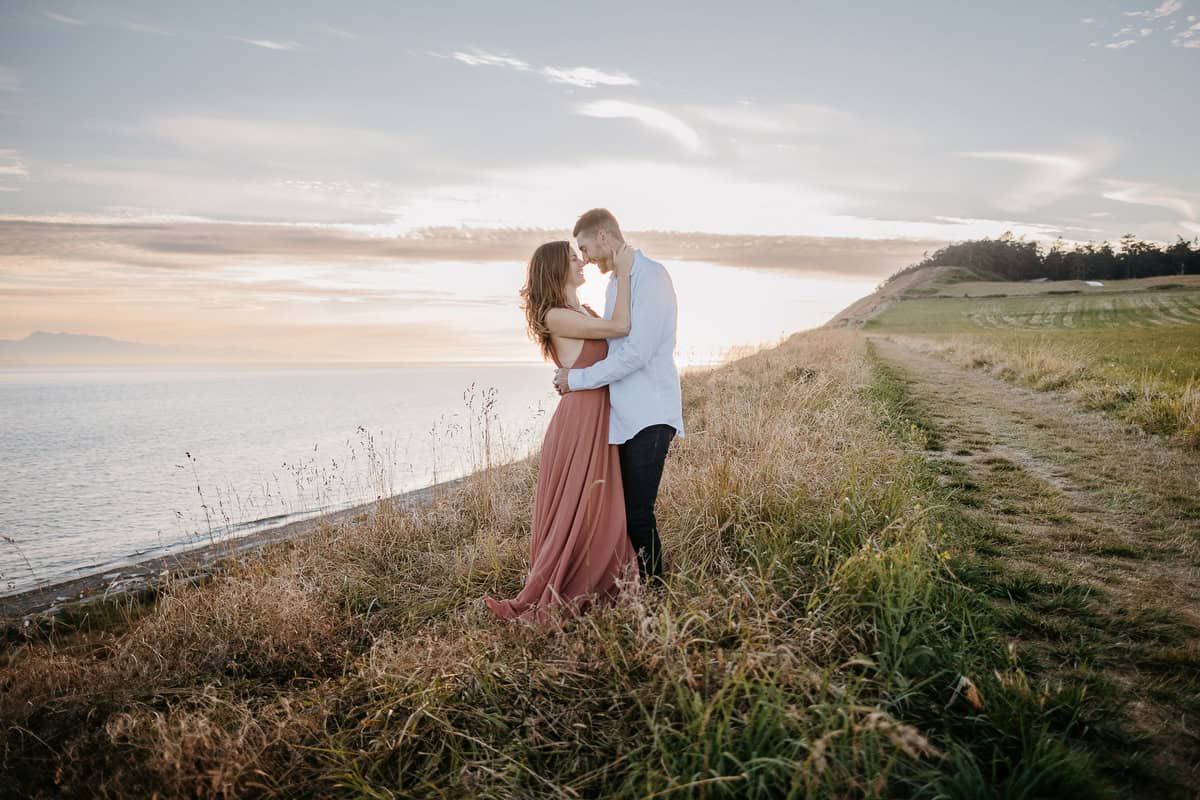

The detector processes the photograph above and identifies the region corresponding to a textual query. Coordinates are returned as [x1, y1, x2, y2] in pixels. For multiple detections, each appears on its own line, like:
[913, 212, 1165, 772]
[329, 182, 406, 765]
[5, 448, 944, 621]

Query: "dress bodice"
[552, 336, 609, 371]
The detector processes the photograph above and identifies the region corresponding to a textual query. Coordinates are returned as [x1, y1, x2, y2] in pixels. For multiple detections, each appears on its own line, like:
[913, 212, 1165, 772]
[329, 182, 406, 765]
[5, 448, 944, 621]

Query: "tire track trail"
[870, 334, 1200, 795]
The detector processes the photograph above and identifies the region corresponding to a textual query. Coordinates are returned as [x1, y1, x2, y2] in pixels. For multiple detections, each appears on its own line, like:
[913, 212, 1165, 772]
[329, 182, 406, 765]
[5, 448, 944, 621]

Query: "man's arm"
[567, 264, 674, 391]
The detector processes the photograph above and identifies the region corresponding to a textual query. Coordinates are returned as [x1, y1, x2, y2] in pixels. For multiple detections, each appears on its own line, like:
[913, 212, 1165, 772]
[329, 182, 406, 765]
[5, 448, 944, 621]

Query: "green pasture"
[867, 288, 1200, 388]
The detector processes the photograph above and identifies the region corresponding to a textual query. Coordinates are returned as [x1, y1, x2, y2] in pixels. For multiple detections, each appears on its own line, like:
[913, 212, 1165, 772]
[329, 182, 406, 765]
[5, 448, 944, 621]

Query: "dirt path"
[869, 334, 1200, 795]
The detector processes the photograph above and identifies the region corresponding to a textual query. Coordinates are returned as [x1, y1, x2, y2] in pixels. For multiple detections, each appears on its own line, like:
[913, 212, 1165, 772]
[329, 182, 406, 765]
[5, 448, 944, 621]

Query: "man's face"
[575, 229, 607, 266]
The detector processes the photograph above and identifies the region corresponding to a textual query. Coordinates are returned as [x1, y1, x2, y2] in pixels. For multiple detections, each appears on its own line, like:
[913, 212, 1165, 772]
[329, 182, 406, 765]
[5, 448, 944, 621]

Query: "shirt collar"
[609, 249, 644, 280]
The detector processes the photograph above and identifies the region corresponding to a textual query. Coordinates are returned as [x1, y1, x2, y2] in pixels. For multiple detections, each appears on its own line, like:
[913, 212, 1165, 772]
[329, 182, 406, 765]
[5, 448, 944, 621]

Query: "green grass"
[865, 282, 1200, 446]
[864, 287, 1200, 387]
[866, 288, 1200, 339]
[863, 345, 1122, 799]
[866, 346, 1200, 798]
[893, 327, 1199, 389]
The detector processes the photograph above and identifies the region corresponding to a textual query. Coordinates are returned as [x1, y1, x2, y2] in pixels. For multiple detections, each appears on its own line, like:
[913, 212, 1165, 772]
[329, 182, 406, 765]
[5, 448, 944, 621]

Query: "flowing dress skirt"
[485, 337, 637, 623]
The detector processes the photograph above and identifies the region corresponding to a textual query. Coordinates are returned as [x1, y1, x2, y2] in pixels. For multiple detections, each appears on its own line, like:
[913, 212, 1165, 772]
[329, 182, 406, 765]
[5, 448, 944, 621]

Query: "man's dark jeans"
[618, 423, 676, 585]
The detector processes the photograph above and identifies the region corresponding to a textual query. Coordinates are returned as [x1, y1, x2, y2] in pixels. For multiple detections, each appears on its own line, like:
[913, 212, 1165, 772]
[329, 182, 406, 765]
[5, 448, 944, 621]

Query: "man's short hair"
[573, 208, 622, 239]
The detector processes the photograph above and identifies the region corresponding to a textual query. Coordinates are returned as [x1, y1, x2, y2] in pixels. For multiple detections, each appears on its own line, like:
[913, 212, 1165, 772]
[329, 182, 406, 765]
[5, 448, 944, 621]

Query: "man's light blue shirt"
[566, 249, 685, 445]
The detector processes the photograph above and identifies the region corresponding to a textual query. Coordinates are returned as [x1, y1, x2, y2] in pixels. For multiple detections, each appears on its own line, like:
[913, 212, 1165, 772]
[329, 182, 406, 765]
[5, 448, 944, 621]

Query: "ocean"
[0, 362, 561, 596]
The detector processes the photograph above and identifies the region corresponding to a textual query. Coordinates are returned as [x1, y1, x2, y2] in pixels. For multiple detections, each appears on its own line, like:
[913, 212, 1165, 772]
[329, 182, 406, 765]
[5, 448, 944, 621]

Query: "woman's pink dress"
[485, 329, 638, 624]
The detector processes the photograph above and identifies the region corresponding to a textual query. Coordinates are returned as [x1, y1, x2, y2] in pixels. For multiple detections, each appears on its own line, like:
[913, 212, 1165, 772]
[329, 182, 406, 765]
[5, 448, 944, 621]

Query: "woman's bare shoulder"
[544, 308, 589, 339]
[545, 306, 584, 325]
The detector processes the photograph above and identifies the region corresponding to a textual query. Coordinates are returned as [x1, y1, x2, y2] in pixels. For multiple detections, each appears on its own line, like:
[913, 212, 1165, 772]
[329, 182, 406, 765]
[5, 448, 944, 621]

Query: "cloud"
[362, 158, 1068, 241]
[1124, 0, 1183, 18]
[1093, 3, 1193, 48]
[451, 49, 531, 70]
[576, 101, 704, 154]
[1172, 18, 1200, 45]
[0, 216, 944, 278]
[1099, 179, 1199, 219]
[1082, 16, 1096, 23]
[960, 149, 1107, 212]
[44, 11, 83, 25]
[234, 38, 300, 51]
[26, 149, 1069, 243]
[541, 66, 638, 88]
[443, 49, 638, 89]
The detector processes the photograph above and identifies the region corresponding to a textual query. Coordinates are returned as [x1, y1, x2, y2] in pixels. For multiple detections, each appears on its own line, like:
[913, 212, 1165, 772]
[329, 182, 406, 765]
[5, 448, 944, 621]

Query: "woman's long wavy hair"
[519, 240, 572, 362]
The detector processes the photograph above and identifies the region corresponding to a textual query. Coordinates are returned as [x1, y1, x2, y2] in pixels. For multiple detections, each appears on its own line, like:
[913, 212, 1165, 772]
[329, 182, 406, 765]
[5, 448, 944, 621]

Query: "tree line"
[882, 232, 1200, 288]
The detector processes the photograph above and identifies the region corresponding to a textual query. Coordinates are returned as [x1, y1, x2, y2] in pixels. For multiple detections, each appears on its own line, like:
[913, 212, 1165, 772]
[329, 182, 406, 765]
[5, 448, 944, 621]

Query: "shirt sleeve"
[567, 263, 673, 391]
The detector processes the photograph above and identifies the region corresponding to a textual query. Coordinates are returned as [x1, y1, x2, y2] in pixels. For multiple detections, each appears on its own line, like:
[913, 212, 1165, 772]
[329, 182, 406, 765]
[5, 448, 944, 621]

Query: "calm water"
[0, 363, 563, 596]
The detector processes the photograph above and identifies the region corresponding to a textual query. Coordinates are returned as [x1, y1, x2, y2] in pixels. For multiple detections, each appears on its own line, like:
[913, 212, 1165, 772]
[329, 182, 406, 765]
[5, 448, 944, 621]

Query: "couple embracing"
[484, 208, 684, 624]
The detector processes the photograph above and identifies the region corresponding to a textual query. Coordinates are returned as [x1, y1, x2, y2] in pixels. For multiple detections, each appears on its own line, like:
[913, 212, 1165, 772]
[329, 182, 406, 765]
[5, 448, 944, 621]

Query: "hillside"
[822, 265, 980, 328]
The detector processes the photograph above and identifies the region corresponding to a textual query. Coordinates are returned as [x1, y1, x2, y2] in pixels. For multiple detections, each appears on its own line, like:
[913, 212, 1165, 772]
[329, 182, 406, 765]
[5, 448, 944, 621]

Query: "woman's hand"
[613, 242, 634, 277]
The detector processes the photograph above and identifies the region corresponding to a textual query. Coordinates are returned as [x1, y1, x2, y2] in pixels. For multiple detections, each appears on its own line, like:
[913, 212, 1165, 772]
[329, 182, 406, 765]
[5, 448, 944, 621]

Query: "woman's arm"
[544, 244, 634, 339]
[567, 262, 674, 391]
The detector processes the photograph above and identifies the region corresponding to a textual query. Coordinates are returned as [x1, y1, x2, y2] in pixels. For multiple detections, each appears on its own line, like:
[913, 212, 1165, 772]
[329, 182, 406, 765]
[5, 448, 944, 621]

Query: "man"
[553, 208, 684, 587]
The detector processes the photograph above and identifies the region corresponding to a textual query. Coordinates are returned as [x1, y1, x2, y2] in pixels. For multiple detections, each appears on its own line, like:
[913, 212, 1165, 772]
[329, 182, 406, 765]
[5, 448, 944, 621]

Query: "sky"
[1, 0, 1198, 361]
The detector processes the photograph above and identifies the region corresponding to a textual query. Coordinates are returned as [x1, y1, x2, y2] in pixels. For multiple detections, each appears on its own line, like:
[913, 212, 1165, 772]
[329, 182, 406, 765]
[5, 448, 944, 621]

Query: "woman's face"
[565, 246, 586, 289]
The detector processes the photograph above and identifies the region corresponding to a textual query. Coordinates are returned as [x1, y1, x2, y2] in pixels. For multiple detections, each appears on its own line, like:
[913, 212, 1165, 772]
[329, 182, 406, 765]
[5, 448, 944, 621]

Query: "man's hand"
[553, 367, 571, 395]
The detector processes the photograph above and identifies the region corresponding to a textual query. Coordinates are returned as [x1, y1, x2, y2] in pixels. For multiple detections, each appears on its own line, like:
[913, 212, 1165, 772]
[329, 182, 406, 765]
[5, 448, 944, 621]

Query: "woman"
[484, 239, 637, 624]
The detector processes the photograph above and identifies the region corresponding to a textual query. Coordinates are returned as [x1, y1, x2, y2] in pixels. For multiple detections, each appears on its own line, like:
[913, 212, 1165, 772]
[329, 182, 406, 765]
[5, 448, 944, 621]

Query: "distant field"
[865, 281, 1200, 445]
[867, 292, 1200, 386]
[866, 288, 1200, 334]
[923, 273, 1200, 298]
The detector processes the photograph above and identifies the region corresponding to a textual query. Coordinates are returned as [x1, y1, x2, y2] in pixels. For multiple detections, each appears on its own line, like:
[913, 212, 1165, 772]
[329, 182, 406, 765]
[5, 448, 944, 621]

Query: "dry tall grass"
[1, 329, 1103, 798]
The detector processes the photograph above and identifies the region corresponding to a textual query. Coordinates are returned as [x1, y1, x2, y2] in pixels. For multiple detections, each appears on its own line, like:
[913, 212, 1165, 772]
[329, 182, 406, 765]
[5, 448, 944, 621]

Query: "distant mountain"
[0, 331, 275, 365]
